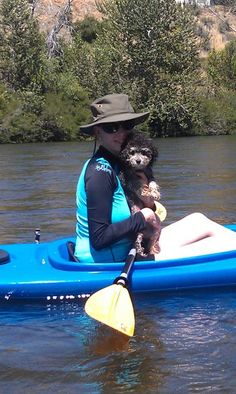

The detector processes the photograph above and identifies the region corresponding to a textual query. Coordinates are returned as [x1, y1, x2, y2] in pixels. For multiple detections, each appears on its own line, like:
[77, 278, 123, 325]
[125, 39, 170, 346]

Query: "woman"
[75, 93, 157, 263]
[75, 93, 236, 263]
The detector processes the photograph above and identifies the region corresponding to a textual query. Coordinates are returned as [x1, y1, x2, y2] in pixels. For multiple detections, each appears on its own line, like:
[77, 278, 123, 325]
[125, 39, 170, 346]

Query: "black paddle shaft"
[114, 248, 136, 287]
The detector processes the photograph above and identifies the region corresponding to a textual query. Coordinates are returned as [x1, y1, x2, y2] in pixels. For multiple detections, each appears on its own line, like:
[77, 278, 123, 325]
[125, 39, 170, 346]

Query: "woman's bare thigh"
[159, 212, 236, 251]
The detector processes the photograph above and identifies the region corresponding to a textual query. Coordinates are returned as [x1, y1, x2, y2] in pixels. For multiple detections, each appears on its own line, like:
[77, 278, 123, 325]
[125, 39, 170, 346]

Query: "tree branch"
[28, 0, 39, 17]
[46, 0, 73, 58]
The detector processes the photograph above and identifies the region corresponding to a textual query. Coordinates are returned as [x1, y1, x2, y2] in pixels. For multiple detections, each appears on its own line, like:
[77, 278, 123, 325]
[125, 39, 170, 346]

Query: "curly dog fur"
[119, 131, 161, 256]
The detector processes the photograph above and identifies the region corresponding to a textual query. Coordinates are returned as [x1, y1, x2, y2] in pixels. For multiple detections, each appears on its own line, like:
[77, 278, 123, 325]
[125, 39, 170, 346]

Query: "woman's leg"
[156, 213, 236, 260]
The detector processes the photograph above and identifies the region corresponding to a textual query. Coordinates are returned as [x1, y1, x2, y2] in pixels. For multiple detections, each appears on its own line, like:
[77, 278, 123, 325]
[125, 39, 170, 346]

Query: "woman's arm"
[85, 161, 146, 250]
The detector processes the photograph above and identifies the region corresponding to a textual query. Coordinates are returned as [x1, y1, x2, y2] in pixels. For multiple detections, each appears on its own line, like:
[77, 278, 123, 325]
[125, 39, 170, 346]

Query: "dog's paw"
[149, 181, 160, 200]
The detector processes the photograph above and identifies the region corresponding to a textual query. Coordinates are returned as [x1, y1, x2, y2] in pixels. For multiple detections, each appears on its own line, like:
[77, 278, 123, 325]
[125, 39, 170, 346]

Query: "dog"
[119, 131, 161, 256]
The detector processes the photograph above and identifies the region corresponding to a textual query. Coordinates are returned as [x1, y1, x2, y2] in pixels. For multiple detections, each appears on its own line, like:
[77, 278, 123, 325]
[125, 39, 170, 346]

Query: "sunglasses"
[101, 120, 135, 134]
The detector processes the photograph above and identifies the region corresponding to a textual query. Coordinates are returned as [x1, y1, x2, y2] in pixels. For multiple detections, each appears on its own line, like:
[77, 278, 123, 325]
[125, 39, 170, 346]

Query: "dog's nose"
[136, 159, 141, 164]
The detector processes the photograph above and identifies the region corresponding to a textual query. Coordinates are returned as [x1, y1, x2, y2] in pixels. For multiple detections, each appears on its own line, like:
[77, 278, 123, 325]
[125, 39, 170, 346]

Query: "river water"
[0, 136, 236, 393]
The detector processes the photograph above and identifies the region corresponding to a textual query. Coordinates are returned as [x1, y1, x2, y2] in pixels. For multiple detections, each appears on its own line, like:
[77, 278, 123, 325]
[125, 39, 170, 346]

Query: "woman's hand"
[140, 207, 157, 222]
[140, 207, 161, 241]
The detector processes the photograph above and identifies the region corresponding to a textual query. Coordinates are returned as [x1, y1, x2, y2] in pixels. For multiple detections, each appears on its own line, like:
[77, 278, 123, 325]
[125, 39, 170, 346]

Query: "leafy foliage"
[0, 0, 45, 91]
[40, 72, 91, 141]
[0, 0, 91, 142]
[1, 0, 236, 142]
[200, 90, 236, 135]
[0, 73, 90, 143]
[64, 31, 123, 98]
[199, 40, 236, 135]
[208, 40, 236, 90]
[72, 16, 103, 43]
[94, 0, 201, 136]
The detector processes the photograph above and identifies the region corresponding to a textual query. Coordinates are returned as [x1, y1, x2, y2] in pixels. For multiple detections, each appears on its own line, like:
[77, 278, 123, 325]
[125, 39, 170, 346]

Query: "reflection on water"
[0, 136, 236, 393]
[1, 290, 236, 393]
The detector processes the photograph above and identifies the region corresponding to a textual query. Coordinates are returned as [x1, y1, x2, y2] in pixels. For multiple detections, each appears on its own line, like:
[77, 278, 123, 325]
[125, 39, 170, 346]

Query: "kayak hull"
[1, 224, 236, 301]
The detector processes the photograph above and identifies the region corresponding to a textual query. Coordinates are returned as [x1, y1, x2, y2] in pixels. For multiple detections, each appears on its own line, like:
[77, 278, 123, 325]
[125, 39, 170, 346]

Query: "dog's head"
[120, 131, 158, 170]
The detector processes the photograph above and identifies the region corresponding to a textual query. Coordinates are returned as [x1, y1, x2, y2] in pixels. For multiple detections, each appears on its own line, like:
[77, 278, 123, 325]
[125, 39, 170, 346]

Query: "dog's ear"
[144, 136, 158, 163]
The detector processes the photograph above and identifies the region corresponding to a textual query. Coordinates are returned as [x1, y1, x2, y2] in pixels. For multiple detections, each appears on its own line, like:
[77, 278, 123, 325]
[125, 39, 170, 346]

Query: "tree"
[38, 71, 90, 141]
[208, 40, 236, 90]
[63, 31, 123, 98]
[95, 0, 201, 136]
[0, 0, 45, 90]
[0, 75, 91, 143]
[199, 39, 236, 136]
[72, 16, 103, 43]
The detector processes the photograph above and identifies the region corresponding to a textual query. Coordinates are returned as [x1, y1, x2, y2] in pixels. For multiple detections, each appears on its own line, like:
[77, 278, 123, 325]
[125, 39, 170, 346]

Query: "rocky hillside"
[34, 1, 236, 53]
[197, 6, 236, 55]
[34, 0, 101, 32]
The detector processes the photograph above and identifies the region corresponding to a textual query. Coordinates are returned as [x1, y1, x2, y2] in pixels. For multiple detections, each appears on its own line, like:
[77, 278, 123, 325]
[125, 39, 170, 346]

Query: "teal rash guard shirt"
[75, 146, 146, 263]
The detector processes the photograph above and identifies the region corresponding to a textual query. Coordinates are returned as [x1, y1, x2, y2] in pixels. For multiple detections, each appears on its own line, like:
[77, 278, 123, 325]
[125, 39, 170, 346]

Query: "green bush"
[3, 112, 42, 143]
[0, 0, 46, 91]
[72, 16, 103, 43]
[40, 90, 89, 141]
[208, 40, 236, 90]
[200, 90, 236, 135]
[0, 76, 91, 143]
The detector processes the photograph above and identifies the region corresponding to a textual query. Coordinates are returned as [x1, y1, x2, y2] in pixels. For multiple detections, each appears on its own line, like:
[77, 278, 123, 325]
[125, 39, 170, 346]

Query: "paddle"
[85, 248, 136, 337]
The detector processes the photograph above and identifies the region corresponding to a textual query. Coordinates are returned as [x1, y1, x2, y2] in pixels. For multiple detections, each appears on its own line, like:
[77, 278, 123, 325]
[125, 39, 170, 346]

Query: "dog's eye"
[129, 148, 136, 155]
[141, 148, 150, 155]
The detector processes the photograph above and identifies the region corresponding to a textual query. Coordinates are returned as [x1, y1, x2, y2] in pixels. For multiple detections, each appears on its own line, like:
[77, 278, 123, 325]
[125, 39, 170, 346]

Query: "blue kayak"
[0, 224, 236, 301]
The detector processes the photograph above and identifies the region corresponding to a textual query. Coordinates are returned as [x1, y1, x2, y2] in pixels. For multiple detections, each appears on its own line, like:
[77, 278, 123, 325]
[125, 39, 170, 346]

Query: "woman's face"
[94, 123, 133, 156]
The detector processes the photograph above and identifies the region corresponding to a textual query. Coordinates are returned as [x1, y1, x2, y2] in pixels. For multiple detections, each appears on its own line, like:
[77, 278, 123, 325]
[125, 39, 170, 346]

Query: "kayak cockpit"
[47, 237, 126, 272]
[47, 236, 236, 272]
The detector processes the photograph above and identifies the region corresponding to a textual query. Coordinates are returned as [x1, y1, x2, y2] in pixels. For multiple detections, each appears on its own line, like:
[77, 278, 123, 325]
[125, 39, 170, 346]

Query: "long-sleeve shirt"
[75, 146, 146, 263]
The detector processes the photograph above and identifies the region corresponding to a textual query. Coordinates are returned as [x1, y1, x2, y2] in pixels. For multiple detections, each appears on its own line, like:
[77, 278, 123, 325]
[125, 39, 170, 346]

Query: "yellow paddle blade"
[85, 284, 135, 337]
[154, 201, 167, 222]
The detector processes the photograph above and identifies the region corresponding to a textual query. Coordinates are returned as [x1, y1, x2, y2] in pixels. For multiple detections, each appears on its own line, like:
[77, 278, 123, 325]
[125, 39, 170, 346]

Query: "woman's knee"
[184, 212, 208, 223]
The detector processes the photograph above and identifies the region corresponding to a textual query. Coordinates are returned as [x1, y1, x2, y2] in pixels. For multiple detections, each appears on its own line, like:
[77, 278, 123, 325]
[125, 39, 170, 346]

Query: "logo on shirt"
[95, 163, 112, 175]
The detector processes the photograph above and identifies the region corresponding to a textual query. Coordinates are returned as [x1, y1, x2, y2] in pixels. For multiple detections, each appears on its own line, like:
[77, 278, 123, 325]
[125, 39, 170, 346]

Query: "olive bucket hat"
[80, 93, 149, 135]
